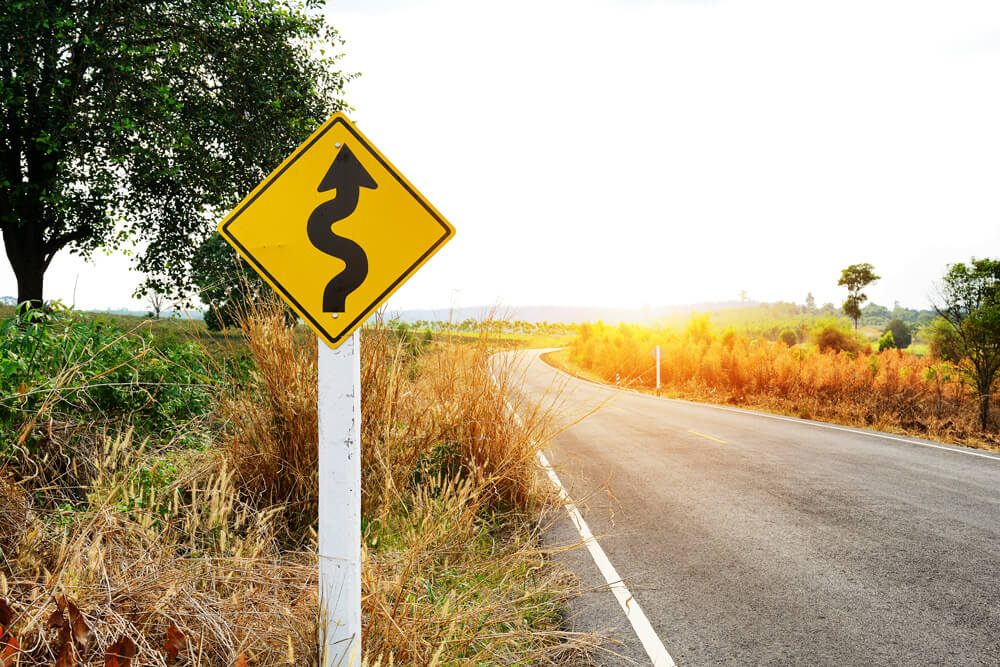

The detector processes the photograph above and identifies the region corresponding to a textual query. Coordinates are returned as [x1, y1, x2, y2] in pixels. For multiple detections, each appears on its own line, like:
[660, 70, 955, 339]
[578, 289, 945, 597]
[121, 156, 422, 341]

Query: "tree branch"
[43, 225, 92, 267]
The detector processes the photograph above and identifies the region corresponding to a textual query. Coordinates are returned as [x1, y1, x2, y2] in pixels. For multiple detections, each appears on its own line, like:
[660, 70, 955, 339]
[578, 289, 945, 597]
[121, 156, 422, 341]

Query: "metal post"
[655, 345, 661, 390]
[318, 331, 362, 666]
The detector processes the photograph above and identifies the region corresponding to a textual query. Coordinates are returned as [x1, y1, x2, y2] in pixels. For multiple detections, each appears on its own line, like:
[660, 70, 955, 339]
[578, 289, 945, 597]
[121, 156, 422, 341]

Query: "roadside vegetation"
[553, 260, 1000, 451]
[556, 311, 998, 453]
[0, 301, 592, 665]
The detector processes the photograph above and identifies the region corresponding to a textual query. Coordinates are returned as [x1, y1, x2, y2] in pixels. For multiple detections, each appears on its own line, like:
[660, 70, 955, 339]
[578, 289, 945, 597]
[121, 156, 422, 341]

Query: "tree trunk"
[980, 393, 990, 432]
[3, 221, 46, 309]
[15, 261, 44, 309]
[976, 366, 994, 431]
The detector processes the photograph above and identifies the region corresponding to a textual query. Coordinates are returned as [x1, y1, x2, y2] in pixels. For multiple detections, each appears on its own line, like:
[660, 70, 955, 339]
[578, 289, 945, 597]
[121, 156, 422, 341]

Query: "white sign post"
[318, 331, 362, 666]
[655, 345, 661, 390]
[213, 113, 454, 665]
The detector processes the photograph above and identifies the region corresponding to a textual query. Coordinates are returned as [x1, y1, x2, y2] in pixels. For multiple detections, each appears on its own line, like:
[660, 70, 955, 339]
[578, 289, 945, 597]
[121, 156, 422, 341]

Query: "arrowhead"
[318, 144, 378, 193]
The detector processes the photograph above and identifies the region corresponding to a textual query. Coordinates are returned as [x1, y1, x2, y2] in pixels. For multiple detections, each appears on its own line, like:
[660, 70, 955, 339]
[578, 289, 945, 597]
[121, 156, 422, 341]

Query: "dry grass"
[222, 298, 319, 518]
[1, 428, 316, 665]
[0, 298, 594, 665]
[564, 320, 1000, 451]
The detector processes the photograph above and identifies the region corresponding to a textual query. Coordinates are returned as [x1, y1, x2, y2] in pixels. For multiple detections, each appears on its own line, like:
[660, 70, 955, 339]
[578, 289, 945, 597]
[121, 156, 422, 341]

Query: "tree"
[862, 303, 890, 320]
[932, 258, 1000, 430]
[805, 292, 817, 313]
[191, 235, 292, 330]
[145, 290, 166, 320]
[779, 329, 797, 347]
[838, 263, 880, 330]
[1, 1, 351, 308]
[884, 318, 911, 349]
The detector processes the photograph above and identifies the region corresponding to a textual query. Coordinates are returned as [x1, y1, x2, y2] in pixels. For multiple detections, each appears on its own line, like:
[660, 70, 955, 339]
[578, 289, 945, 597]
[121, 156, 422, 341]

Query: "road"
[507, 349, 1000, 666]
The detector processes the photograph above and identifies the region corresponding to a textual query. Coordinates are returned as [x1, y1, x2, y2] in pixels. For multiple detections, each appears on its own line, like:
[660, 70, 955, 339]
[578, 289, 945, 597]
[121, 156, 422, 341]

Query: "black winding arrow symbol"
[307, 144, 378, 313]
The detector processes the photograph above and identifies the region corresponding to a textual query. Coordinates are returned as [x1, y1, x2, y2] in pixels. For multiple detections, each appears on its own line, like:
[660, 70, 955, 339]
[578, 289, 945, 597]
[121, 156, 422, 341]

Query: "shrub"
[925, 316, 962, 361]
[885, 318, 912, 349]
[779, 329, 798, 347]
[810, 318, 861, 354]
[0, 304, 219, 434]
[878, 330, 895, 351]
[563, 313, 992, 447]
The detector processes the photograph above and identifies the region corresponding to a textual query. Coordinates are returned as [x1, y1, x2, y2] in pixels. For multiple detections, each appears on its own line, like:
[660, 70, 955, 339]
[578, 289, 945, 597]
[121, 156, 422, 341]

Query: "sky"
[5, 0, 1000, 313]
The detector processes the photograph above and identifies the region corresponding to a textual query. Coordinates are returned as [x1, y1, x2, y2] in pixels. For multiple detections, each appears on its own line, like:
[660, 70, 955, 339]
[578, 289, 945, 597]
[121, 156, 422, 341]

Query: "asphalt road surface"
[507, 349, 1000, 666]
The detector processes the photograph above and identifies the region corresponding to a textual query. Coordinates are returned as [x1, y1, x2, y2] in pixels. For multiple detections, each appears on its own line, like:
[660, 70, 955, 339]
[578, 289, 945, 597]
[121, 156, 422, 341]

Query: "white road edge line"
[539, 350, 1000, 463]
[502, 395, 676, 667]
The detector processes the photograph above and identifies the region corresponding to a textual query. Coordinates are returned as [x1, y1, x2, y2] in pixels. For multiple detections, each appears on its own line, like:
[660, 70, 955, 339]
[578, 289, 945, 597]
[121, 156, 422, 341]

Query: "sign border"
[218, 113, 455, 347]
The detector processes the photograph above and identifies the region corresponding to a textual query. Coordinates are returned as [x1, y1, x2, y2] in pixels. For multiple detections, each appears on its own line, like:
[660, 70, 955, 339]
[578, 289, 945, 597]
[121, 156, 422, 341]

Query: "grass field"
[0, 301, 595, 665]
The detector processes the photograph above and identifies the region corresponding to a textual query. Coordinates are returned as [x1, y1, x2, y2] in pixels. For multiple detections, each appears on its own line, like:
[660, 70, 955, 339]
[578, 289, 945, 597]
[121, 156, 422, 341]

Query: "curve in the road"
[510, 348, 1000, 666]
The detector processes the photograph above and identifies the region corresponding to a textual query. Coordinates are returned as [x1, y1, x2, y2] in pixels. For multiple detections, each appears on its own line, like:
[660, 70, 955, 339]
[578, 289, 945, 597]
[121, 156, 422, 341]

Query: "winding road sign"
[217, 112, 455, 348]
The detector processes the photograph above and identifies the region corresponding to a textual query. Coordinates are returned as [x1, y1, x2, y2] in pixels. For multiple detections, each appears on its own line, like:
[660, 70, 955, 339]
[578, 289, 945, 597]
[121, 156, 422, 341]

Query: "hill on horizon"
[387, 301, 758, 325]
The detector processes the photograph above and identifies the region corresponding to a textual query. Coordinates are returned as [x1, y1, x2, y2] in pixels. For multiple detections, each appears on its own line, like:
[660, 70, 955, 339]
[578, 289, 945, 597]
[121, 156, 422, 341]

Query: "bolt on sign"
[217, 112, 455, 347]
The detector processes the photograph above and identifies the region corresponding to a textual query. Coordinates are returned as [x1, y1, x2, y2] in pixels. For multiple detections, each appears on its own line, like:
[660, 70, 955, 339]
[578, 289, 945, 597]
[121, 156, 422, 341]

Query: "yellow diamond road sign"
[217, 112, 455, 348]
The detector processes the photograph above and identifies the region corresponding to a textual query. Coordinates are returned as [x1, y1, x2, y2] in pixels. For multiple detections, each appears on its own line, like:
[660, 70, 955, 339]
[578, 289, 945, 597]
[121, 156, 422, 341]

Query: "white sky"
[5, 0, 1000, 312]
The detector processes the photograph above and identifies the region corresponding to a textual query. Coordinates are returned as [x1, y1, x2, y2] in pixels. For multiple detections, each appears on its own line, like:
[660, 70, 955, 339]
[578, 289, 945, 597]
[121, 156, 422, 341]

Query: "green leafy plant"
[0, 305, 220, 435]
[878, 329, 895, 351]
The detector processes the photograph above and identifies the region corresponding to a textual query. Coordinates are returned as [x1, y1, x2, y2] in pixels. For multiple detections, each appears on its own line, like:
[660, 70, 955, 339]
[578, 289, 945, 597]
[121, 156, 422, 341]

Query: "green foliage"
[0, 304, 221, 434]
[884, 318, 912, 349]
[779, 329, 798, 347]
[191, 235, 294, 330]
[924, 317, 962, 362]
[1, 0, 353, 305]
[842, 296, 863, 330]
[838, 263, 880, 329]
[839, 263, 881, 293]
[932, 258, 1000, 428]
[878, 329, 895, 351]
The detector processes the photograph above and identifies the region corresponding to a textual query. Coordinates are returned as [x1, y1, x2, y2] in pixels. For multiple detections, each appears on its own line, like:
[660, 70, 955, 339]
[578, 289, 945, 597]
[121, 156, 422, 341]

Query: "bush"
[562, 314, 991, 449]
[878, 329, 895, 351]
[0, 304, 220, 433]
[885, 318, 912, 349]
[925, 317, 962, 361]
[779, 329, 798, 346]
[810, 318, 861, 354]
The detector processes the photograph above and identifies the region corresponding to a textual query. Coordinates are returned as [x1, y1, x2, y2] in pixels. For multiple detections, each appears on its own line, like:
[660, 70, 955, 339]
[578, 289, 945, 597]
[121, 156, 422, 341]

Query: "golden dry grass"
[0, 298, 593, 665]
[565, 319, 1000, 451]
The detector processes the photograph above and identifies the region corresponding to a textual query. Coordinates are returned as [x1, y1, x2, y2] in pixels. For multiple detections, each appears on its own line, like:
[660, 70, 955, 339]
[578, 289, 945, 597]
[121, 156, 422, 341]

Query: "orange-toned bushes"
[567, 317, 995, 447]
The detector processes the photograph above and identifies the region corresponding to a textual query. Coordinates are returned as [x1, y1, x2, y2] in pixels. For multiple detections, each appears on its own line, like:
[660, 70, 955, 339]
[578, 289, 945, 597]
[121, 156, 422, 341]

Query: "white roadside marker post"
[656, 344, 661, 390]
[318, 330, 362, 665]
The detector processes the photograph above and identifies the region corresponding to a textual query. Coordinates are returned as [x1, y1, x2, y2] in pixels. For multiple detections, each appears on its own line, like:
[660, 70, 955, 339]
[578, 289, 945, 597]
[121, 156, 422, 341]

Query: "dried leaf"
[234, 654, 248, 667]
[46, 608, 65, 630]
[54, 642, 74, 667]
[47, 597, 67, 630]
[57, 625, 71, 654]
[16, 383, 27, 395]
[0, 600, 12, 628]
[104, 636, 137, 667]
[0, 635, 18, 667]
[66, 600, 91, 653]
[162, 622, 186, 662]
